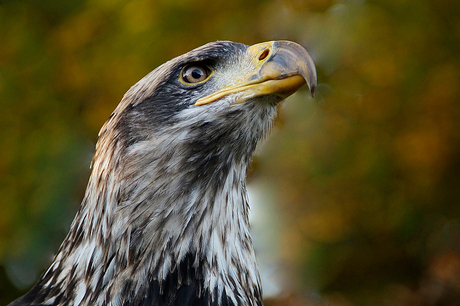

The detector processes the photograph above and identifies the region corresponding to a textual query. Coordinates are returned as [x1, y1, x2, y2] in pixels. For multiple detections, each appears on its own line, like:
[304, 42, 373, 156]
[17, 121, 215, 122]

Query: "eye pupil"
[182, 65, 210, 84]
[191, 69, 203, 79]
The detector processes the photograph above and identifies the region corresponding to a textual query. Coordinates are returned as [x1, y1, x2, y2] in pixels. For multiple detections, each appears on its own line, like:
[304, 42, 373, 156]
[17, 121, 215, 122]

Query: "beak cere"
[195, 40, 317, 106]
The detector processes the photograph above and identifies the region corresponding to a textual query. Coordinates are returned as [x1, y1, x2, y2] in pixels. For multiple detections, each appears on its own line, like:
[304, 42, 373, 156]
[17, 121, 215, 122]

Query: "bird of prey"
[9, 40, 316, 306]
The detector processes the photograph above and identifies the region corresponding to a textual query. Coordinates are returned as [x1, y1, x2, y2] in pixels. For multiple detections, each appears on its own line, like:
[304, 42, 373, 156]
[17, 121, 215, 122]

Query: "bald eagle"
[9, 40, 316, 306]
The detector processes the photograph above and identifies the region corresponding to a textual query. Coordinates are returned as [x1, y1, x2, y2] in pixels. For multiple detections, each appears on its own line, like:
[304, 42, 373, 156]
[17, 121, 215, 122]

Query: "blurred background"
[1, 0, 459, 305]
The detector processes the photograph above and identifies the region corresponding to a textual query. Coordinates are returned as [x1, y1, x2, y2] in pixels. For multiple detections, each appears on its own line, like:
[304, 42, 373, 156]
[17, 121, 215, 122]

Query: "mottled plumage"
[9, 40, 316, 306]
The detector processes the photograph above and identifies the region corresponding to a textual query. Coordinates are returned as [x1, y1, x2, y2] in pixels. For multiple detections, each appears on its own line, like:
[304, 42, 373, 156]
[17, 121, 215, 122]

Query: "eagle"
[9, 40, 316, 306]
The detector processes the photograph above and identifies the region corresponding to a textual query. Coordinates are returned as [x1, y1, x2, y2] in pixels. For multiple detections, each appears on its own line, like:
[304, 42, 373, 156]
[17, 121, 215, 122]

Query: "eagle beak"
[195, 41, 317, 106]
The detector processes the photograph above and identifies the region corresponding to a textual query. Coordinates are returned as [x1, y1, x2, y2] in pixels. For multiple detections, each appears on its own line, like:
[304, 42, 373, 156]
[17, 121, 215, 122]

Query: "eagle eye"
[181, 64, 211, 84]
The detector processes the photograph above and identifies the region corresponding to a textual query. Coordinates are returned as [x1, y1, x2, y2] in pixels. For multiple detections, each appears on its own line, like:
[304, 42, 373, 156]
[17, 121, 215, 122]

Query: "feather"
[9, 40, 316, 306]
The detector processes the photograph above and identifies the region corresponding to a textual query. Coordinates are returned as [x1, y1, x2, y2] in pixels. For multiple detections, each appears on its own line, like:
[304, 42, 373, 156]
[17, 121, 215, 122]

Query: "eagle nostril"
[258, 49, 270, 61]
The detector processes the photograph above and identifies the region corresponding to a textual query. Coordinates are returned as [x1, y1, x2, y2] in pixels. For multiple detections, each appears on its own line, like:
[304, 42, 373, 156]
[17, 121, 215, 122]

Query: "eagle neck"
[16, 100, 277, 306]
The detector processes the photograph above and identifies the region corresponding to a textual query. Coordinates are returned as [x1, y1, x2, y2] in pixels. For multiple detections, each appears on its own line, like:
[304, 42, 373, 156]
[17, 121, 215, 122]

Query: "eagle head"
[10, 41, 316, 306]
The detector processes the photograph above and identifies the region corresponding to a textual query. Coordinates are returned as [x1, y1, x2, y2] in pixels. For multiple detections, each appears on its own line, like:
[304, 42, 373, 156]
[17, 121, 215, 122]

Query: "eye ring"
[180, 64, 211, 84]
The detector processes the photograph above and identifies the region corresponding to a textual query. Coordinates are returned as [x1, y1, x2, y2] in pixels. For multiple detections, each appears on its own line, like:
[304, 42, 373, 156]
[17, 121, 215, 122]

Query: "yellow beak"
[195, 41, 317, 106]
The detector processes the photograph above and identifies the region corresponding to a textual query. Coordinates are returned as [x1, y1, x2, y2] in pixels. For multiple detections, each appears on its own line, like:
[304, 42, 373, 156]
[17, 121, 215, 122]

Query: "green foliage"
[1, 0, 459, 304]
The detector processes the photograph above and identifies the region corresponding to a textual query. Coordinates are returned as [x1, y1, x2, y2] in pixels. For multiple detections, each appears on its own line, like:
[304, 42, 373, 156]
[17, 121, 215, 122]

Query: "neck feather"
[22, 101, 277, 306]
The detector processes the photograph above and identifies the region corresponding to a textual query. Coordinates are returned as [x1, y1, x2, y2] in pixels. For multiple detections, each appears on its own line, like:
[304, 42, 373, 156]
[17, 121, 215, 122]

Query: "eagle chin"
[9, 40, 316, 306]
